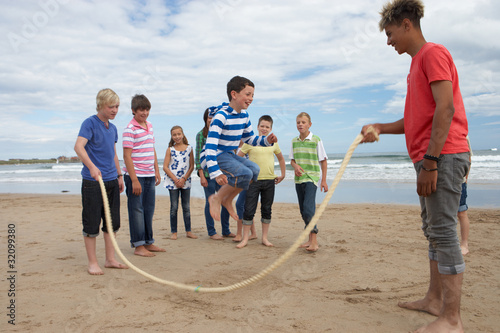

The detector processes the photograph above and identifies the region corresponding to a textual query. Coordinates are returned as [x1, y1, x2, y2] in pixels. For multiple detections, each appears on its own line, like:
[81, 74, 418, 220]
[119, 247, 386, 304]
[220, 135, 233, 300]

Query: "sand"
[1, 193, 499, 332]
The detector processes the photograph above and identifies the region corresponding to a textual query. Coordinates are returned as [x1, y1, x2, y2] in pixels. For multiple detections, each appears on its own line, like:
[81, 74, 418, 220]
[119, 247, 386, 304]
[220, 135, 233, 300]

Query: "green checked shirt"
[195, 129, 210, 178]
[290, 132, 327, 186]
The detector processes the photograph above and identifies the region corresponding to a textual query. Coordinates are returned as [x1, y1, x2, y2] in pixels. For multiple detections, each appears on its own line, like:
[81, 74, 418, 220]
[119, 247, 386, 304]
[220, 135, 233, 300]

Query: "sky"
[1, 0, 499, 160]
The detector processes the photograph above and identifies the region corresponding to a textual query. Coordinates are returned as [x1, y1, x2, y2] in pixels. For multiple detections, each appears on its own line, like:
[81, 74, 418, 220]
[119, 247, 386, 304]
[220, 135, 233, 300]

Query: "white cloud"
[0, 0, 499, 158]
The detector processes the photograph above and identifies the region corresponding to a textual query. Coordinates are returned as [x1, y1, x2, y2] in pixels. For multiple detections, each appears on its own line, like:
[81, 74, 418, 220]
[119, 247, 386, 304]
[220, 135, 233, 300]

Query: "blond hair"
[296, 112, 311, 123]
[379, 0, 424, 31]
[96, 88, 119, 112]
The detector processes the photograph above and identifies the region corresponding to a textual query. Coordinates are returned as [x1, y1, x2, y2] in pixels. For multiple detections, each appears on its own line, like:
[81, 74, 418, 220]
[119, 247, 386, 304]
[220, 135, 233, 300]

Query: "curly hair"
[379, 0, 424, 31]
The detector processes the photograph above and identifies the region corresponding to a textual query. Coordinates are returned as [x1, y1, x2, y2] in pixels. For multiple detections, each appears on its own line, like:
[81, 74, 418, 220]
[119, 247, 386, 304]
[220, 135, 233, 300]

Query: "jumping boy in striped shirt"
[204, 76, 278, 221]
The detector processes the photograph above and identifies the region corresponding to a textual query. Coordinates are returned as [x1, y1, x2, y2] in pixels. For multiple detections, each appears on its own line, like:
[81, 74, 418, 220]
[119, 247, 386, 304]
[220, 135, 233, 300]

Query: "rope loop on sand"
[100, 128, 378, 293]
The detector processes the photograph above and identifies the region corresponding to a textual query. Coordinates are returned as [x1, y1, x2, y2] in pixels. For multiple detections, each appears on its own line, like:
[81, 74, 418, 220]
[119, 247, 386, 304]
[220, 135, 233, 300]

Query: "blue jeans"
[415, 152, 470, 275]
[236, 190, 247, 220]
[243, 179, 275, 225]
[169, 188, 191, 233]
[124, 175, 156, 248]
[295, 182, 318, 233]
[203, 178, 231, 236]
[217, 151, 260, 190]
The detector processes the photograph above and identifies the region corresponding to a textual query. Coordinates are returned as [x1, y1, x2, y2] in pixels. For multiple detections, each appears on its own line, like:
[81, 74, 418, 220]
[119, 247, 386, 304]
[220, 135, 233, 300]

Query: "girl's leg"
[169, 189, 179, 239]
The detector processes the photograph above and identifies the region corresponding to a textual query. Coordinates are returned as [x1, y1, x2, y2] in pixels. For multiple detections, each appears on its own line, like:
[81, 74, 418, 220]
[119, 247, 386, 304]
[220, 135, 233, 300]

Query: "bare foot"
[134, 246, 155, 257]
[236, 239, 248, 249]
[306, 244, 319, 252]
[170, 233, 178, 240]
[262, 239, 274, 247]
[88, 263, 104, 275]
[221, 198, 239, 221]
[186, 232, 198, 239]
[411, 316, 464, 333]
[104, 260, 128, 269]
[249, 234, 258, 240]
[398, 298, 442, 317]
[144, 244, 166, 252]
[210, 234, 223, 240]
[208, 195, 221, 221]
[461, 244, 469, 256]
[299, 241, 311, 248]
[232, 236, 242, 242]
[223, 233, 236, 238]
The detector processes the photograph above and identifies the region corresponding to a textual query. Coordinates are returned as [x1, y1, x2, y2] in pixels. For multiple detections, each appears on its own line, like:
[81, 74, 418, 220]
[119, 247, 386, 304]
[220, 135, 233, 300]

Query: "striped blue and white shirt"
[202, 102, 271, 179]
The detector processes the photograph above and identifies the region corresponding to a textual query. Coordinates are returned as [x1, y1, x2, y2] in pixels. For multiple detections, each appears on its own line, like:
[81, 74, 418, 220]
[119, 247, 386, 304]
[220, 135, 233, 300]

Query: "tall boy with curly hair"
[361, 1, 470, 332]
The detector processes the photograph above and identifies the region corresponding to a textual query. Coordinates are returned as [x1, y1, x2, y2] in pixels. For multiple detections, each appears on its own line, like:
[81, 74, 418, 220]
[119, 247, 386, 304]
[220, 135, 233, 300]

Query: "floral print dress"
[164, 145, 192, 190]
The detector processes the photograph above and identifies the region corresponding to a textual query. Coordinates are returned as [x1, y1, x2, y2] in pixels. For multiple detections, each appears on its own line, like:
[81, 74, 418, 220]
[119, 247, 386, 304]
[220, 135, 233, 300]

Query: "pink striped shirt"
[122, 118, 156, 177]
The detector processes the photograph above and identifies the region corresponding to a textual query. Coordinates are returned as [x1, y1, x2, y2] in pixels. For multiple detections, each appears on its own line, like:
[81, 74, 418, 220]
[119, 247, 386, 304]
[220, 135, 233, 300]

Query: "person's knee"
[241, 167, 253, 181]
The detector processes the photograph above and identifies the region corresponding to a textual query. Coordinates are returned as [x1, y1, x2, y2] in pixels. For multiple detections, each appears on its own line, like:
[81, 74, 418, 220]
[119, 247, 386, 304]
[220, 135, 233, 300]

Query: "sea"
[1, 150, 499, 208]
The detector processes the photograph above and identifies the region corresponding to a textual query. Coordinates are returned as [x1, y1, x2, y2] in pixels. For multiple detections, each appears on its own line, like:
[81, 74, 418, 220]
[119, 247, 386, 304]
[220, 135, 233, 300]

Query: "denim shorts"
[414, 152, 470, 275]
[81, 178, 120, 237]
[458, 182, 468, 213]
[217, 151, 260, 190]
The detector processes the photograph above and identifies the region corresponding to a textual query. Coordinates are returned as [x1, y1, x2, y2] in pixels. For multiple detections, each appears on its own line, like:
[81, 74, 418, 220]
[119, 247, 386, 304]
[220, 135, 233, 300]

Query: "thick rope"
[100, 128, 378, 293]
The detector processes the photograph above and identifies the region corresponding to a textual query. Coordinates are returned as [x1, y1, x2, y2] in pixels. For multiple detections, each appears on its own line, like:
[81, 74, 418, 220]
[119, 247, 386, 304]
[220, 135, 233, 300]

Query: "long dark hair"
[202, 108, 210, 138]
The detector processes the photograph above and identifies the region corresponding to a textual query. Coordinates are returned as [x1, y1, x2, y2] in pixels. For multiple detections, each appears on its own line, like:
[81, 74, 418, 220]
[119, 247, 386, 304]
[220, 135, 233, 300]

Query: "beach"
[2, 193, 499, 332]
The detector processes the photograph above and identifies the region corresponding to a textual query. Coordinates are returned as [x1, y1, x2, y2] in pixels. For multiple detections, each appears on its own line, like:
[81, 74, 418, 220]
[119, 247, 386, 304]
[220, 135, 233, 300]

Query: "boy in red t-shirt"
[360, 1, 470, 332]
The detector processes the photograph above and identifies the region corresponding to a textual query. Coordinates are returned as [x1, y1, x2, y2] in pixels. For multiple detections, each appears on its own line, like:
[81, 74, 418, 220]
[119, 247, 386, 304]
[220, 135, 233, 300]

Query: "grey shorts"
[414, 152, 470, 275]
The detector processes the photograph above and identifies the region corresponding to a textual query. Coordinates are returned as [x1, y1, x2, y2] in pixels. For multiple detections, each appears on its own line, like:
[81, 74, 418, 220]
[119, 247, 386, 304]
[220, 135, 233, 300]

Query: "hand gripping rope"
[99, 128, 379, 293]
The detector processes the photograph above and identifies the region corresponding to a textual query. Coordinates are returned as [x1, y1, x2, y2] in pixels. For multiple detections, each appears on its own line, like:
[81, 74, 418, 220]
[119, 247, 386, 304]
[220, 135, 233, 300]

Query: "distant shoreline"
[0, 159, 80, 165]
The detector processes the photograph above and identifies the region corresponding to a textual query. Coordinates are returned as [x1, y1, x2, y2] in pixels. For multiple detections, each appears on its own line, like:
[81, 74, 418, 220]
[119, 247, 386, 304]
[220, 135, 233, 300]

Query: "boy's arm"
[289, 145, 304, 177]
[123, 147, 141, 195]
[290, 159, 304, 177]
[361, 118, 404, 143]
[275, 151, 286, 184]
[74, 136, 101, 181]
[316, 139, 328, 192]
[241, 117, 275, 147]
[319, 159, 328, 192]
[114, 143, 124, 193]
[205, 114, 224, 180]
[154, 149, 161, 186]
[238, 143, 251, 157]
[418, 80, 455, 197]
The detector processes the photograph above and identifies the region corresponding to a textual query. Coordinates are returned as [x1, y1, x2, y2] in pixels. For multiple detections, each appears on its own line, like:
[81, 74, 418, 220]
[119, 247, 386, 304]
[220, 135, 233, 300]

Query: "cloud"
[0, 0, 499, 158]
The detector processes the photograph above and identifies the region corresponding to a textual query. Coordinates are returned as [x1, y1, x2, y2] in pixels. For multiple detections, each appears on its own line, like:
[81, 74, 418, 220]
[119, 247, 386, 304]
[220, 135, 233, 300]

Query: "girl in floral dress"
[163, 126, 197, 240]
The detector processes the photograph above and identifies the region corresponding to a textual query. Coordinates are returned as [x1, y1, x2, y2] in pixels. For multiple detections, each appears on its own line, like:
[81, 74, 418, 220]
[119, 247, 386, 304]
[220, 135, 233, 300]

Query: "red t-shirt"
[404, 42, 469, 163]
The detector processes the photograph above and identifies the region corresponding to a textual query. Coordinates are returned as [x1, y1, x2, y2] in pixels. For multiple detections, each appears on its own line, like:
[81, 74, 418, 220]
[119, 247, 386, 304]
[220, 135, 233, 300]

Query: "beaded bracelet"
[423, 154, 440, 162]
